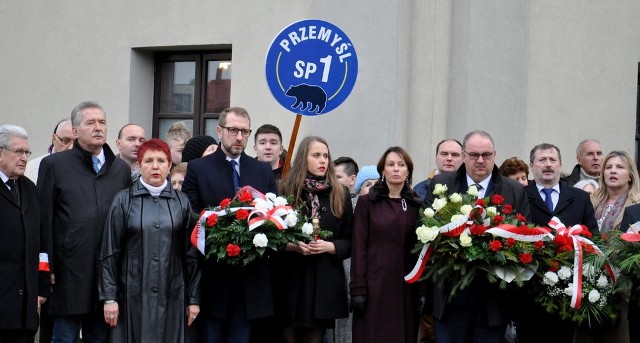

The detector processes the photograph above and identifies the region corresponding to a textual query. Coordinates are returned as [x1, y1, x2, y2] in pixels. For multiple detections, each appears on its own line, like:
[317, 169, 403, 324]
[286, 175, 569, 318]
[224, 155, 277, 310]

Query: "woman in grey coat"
[99, 139, 201, 343]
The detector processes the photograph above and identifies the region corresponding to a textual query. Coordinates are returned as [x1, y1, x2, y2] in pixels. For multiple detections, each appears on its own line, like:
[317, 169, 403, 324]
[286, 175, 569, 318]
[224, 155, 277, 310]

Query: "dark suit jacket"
[620, 203, 640, 232]
[424, 165, 530, 327]
[0, 176, 49, 330]
[525, 181, 598, 232]
[182, 147, 277, 320]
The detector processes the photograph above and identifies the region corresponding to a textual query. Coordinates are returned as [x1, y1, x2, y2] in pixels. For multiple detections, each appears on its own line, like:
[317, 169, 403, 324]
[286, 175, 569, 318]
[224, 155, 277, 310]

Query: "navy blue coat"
[181, 147, 277, 320]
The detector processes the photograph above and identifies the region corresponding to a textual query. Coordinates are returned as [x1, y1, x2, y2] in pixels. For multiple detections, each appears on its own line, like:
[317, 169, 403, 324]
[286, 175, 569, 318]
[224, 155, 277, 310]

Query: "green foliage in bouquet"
[605, 229, 640, 307]
[199, 187, 327, 266]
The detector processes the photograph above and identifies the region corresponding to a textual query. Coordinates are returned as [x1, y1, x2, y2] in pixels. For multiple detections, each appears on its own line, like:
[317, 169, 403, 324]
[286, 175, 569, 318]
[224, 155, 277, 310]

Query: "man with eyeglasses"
[182, 107, 276, 343]
[25, 119, 74, 184]
[423, 130, 529, 343]
[0, 124, 51, 343]
[38, 101, 131, 343]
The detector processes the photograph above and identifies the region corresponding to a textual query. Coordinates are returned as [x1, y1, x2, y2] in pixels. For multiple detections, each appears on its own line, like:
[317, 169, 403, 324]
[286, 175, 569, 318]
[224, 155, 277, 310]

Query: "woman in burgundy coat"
[350, 146, 425, 343]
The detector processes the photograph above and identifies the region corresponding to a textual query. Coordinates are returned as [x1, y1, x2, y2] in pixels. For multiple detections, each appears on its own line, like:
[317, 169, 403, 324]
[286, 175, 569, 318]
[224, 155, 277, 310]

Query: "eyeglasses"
[220, 126, 252, 137]
[1, 147, 32, 157]
[54, 133, 74, 145]
[465, 151, 493, 161]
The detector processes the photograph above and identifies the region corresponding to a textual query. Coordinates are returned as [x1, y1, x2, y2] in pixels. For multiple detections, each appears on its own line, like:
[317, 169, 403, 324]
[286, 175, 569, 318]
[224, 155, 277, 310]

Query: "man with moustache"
[0, 125, 50, 343]
[424, 130, 529, 343]
[516, 143, 597, 343]
[115, 124, 146, 181]
[414, 139, 464, 200]
[25, 119, 75, 183]
[564, 139, 603, 186]
[182, 107, 276, 343]
[38, 101, 131, 343]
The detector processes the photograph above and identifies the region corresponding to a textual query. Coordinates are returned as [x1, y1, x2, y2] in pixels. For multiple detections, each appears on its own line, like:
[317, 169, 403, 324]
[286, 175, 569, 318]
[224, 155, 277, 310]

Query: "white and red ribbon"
[547, 216, 615, 309]
[38, 252, 50, 272]
[248, 205, 293, 231]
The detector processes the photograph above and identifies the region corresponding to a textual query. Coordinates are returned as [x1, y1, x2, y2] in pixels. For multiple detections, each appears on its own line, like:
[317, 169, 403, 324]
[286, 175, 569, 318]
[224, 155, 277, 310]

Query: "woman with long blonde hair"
[276, 136, 352, 343]
[591, 150, 640, 232]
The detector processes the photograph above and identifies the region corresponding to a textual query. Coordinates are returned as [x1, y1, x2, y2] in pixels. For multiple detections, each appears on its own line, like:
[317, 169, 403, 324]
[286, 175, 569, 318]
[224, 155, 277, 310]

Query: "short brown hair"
[499, 157, 529, 178]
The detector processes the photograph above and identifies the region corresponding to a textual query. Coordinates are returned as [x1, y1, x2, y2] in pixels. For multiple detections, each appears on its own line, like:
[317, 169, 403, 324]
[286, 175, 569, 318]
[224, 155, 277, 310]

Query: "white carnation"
[416, 225, 439, 243]
[266, 192, 277, 201]
[467, 185, 479, 197]
[273, 196, 288, 207]
[433, 184, 448, 195]
[424, 208, 435, 218]
[588, 289, 601, 303]
[460, 205, 473, 216]
[596, 275, 609, 288]
[582, 263, 596, 278]
[301, 222, 314, 235]
[557, 266, 572, 280]
[486, 206, 497, 216]
[459, 232, 472, 247]
[253, 198, 271, 211]
[284, 213, 298, 228]
[252, 233, 268, 248]
[432, 198, 448, 211]
[563, 284, 573, 296]
[542, 271, 559, 286]
[449, 193, 462, 203]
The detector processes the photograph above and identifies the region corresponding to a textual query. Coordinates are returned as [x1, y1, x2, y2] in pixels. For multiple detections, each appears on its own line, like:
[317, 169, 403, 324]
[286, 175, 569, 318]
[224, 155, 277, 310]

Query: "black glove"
[417, 296, 427, 316]
[350, 295, 367, 315]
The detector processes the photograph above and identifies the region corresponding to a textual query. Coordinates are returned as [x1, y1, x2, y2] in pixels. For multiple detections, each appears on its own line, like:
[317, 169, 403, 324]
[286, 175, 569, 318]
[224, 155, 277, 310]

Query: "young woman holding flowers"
[350, 146, 425, 343]
[277, 136, 353, 343]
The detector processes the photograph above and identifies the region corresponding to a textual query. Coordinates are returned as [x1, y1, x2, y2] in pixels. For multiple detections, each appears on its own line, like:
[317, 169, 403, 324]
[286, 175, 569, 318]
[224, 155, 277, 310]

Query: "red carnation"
[518, 253, 533, 264]
[489, 240, 502, 252]
[502, 204, 513, 214]
[506, 237, 516, 247]
[470, 224, 486, 235]
[206, 214, 218, 227]
[534, 240, 544, 249]
[235, 209, 249, 220]
[583, 244, 596, 254]
[220, 198, 232, 208]
[491, 194, 504, 205]
[549, 260, 560, 272]
[516, 213, 527, 223]
[475, 199, 485, 207]
[239, 190, 253, 203]
[492, 215, 504, 225]
[226, 244, 241, 257]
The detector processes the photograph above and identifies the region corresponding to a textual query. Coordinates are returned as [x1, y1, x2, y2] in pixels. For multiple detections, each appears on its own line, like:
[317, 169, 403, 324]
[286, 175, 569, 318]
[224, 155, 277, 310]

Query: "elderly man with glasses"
[0, 124, 51, 343]
[182, 107, 277, 343]
[423, 130, 530, 343]
[25, 119, 75, 183]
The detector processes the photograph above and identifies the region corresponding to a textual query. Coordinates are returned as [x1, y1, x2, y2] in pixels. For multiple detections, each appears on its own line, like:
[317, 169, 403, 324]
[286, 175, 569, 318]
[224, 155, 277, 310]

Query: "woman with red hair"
[99, 138, 201, 342]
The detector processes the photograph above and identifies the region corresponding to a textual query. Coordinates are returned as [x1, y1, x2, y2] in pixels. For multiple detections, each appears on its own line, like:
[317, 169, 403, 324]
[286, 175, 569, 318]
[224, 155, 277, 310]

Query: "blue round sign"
[265, 19, 358, 116]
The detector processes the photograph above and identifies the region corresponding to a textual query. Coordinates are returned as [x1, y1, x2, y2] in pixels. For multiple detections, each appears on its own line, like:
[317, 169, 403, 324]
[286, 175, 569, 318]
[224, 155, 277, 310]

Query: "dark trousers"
[51, 314, 108, 343]
[0, 330, 35, 343]
[197, 291, 251, 343]
[435, 303, 506, 343]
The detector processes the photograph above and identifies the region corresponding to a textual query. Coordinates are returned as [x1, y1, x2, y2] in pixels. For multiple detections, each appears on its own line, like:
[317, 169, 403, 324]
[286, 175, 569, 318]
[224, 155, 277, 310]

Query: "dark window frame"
[152, 50, 232, 138]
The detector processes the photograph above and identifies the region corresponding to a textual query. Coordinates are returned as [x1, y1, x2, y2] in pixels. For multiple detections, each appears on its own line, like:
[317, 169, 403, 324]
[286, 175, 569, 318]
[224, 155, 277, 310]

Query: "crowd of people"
[2, 101, 640, 343]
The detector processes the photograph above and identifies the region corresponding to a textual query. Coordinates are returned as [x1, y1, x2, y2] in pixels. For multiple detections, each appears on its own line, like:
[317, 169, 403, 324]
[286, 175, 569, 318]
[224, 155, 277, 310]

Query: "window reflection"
[206, 61, 231, 113]
[159, 61, 196, 113]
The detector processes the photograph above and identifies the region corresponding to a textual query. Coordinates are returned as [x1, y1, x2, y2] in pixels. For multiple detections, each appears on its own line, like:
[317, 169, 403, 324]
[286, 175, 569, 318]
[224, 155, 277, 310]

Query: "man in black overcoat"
[182, 107, 276, 343]
[38, 101, 131, 342]
[0, 124, 51, 342]
[424, 130, 530, 343]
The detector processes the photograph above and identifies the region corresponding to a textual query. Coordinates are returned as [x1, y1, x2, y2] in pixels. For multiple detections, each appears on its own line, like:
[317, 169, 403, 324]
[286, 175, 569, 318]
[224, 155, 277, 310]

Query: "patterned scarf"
[303, 176, 330, 218]
[595, 191, 628, 232]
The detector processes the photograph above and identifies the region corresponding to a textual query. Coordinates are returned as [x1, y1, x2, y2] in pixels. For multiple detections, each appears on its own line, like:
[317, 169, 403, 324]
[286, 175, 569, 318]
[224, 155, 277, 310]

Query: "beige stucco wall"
[0, 0, 639, 180]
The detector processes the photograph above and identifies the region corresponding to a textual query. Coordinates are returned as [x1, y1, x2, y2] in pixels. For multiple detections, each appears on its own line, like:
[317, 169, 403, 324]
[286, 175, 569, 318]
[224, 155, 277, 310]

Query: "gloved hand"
[417, 296, 427, 316]
[350, 295, 367, 315]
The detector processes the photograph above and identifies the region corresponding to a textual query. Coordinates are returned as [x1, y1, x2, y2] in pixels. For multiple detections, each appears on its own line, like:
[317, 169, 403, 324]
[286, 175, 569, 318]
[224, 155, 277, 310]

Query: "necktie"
[542, 188, 554, 212]
[229, 160, 240, 191]
[6, 179, 18, 201]
[92, 156, 101, 173]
